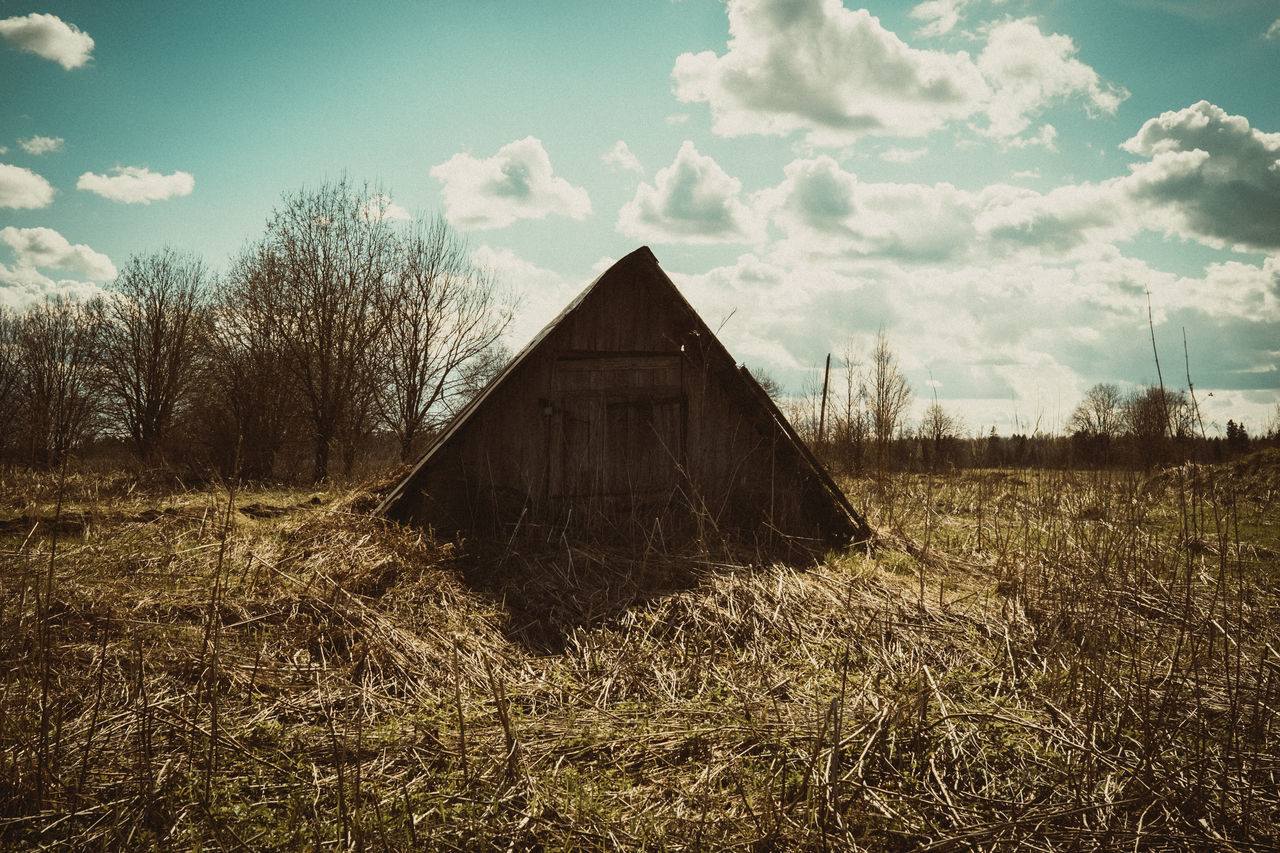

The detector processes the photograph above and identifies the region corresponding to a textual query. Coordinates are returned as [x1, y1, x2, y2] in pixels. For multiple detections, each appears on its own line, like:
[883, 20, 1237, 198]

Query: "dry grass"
[1, 454, 1277, 850]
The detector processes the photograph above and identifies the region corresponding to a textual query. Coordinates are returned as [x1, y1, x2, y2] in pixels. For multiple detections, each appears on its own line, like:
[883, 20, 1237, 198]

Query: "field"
[1, 454, 1278, 851]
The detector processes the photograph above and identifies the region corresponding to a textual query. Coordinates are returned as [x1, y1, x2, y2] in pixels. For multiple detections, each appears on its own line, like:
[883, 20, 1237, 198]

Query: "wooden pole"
[818, 353, 831, 446]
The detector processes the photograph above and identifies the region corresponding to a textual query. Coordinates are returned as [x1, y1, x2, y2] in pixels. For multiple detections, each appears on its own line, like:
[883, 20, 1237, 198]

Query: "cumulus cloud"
[362, 193, 412, 222]
[673, 0, 988, 145]
[976, 180, 1133, 256]
[672, 1, 1123, 148]
[1001, 124, 1057, 150]
[603, 140, 643, 174]
[910, 0, 969, 38]
[1119, 101, 1280, 251]
[0, 163, 55, 208]
[0, 13, 94, 69]
[760, 156, 1104, 263]
[1, 226, 118, 281]
[1164, 257, 1280, 321]
[758, 103, 1280, 265]
[77, 166, 195, 204]
[978, 18, 1127, 141]
[617, 141, 762, 244]
[768, 156, 996, 262]
[0, 226, 116, 306]
[0, 263, 106, 309]
[431, 137, 591, 230]
[19, 135, 65, 155]
[1265, 19, 1280, 40]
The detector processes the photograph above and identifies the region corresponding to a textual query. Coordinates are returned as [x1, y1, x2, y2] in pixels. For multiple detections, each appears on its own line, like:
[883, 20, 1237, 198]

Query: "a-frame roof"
[377, 246, 869, 545]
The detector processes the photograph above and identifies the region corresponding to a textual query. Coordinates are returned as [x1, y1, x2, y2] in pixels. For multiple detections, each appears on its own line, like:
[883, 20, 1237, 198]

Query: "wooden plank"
[553, 354, 681, 372]
[555, 386, 684, 402]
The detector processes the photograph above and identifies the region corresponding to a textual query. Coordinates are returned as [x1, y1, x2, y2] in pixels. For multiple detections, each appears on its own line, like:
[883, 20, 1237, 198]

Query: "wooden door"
[547, 352, 685, 514]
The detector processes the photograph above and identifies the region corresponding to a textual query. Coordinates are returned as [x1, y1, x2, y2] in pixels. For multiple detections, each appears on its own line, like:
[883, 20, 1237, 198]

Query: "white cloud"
[1164, 257, 1280, 321]
[1265, 19, 1280, 40]
[1120, 101, 1280, 251]
[766, 156, 994, 262]
[362, 193, 412, 222]
[603, 140, 643, 174]
[754, 103, 1280, 265]
[976, 180, 1134, 257]
[978, 18, 1127, 140]
[671, 2, 1124, 148]
[0, 226, 115, 307]
[19, 135, 65, 155]
[0, 226, 117, 280]
[0, 13, 94, 70]
[0, 263, 104, 310]
[666, 240, 1280, 435]
[431, 137, 591, 230]
[910, 0, 969, 38]
[470, 244, 577, 348]
[77, 166, 195, 204]
[0, 163, 55, 208]
[617, 141, 762, 244]
[672, 0, 988, 145]
[881, 147, 928, 163]
[761, 156, 1101, 264]
[1002, 124, 1057, 151]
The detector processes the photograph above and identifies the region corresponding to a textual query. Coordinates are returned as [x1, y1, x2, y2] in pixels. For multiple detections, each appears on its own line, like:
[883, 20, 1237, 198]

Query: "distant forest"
[773, 347, 1278, 475]
[2, 178, 1274, 482]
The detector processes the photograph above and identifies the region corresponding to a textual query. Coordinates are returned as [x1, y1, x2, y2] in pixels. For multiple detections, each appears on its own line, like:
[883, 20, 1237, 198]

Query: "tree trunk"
[313, 433, 331, 483]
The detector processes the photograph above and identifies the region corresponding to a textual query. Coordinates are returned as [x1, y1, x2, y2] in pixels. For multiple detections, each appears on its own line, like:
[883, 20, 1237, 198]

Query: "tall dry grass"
[0, 455, 1276, 850]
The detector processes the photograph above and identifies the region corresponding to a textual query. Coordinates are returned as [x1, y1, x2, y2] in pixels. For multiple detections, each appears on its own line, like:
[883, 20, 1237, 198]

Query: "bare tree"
[199, 250, 300, 478]
[99, 248, 208, 460]
[0, 307, 21, 462]
[869, 328, 912, 475]
[748, 366, 784, 401]
[1124, 384, 1191, 468]
[830, 338, 869, 475]
[1070, 382, 1124, 437]
[240, 178, 396, 481]
[454, 341, 512, 404]
[784, 369, 825, 445]
[15, 295, 103, 468]
[380, 215, 511, 462]
[1124, 385, 1191, 441]
[919, 400, 963, 442]
[919, 399, 964, 471]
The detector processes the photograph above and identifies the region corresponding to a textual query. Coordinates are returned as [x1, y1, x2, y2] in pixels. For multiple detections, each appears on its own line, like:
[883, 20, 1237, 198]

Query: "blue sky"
[3, 0, 1279, 436]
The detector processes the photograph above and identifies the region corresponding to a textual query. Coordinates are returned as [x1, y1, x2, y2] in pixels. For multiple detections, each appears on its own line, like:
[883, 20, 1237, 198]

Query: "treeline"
[0, 179, 510, 481]
[779, 343, 1277, 474]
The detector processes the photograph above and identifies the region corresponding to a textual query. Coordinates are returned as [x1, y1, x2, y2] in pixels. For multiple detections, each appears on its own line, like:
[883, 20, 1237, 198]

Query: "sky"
[3, 0, 1279, 437]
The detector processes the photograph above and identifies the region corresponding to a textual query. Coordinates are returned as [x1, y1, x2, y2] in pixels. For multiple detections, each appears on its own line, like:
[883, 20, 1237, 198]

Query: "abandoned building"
[377, 246, 870, 550]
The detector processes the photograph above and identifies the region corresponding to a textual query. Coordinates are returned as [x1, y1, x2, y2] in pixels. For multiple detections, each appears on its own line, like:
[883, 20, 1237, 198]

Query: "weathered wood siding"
[383, 247, 866, 548]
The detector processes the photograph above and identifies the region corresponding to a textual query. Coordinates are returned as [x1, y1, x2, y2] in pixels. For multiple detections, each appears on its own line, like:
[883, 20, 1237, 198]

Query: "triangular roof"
[378, 246, 870, 547]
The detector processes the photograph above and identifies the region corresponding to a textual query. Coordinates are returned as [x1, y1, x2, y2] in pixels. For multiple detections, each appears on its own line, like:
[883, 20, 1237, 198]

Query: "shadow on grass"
[452, 533, 829, 654]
